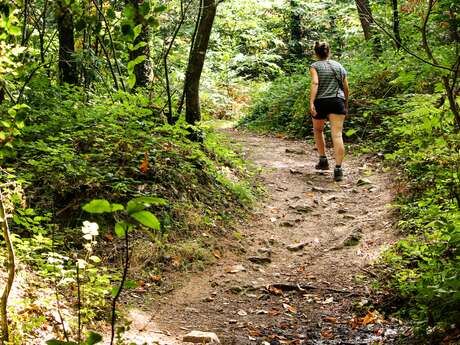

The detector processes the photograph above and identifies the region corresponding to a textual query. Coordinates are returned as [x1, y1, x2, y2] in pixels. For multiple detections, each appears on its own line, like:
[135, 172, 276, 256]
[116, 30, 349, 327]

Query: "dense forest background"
[0, 0, 459, 343]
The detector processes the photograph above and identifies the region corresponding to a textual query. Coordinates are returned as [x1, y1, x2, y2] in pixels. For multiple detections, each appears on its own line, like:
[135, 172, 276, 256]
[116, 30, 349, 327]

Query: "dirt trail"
[121, 130, 406, 345]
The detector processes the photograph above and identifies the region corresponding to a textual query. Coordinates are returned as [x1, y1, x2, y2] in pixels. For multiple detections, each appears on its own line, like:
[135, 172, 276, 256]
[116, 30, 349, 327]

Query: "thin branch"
[91, 0, 126, 92]
[96, 36, 119, 90]
[164, 0, 193, 124]
[110, 230, 129, 345]
[0, 187, 16, 344]
[359, 0, 454, 72]
[17, 60, 55, 103]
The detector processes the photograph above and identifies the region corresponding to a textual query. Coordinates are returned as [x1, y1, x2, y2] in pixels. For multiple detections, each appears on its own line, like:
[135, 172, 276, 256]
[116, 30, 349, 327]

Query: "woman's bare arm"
[310, 67, 319, 117]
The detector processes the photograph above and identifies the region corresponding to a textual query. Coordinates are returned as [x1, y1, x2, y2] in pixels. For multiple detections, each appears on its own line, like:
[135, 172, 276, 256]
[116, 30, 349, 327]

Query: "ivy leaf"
[130, 210, 160, 230]
[83, 199, 112, 214]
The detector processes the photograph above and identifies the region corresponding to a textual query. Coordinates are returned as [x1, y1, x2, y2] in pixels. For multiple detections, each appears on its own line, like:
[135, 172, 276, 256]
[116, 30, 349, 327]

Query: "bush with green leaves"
[238, 71, 310, 137]
[7, 84, 254, 238]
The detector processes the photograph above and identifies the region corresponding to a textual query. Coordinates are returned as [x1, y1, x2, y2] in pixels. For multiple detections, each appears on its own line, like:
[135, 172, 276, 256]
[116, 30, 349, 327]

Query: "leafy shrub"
[238, 72, 310, 137]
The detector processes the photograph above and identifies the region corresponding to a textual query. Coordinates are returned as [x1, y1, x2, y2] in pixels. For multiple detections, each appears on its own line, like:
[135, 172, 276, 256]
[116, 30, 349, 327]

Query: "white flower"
[82, 221, 99, 240]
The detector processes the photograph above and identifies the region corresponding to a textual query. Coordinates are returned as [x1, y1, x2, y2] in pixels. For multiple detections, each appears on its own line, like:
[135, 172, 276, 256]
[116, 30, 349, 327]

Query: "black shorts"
[313, 97, 346, 120]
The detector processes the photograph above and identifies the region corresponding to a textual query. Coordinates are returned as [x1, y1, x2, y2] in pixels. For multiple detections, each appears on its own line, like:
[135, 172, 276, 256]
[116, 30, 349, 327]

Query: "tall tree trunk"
[355, 0, 373, 41]
[184, 0, 217, 125]
[126, 0, 152, 88]
[289, 0, 302, 59]
[56, 1, 78, 84]
[392, 0, 401, 48]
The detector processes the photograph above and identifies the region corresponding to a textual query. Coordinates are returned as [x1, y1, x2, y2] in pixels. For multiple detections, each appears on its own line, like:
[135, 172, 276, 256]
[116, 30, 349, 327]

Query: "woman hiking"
[309, 41, 349, 181]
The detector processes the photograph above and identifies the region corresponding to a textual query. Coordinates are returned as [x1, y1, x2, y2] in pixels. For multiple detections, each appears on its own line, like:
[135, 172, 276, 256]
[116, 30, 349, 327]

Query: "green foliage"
[47, 331, 102, 345]
[238, 71, 310, 137]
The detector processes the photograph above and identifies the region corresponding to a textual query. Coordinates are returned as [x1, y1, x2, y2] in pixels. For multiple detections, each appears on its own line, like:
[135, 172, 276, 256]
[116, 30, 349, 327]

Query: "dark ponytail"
[314, 41, 330, 59]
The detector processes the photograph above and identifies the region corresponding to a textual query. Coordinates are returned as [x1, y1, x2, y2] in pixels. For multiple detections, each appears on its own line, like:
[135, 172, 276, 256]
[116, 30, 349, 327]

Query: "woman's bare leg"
[312, 118, 326, 156]
[329, 114, 345, 165]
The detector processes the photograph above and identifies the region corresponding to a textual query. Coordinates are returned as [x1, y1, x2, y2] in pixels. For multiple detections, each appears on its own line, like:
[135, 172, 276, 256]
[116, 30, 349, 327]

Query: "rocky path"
[120, 130, 407, 344]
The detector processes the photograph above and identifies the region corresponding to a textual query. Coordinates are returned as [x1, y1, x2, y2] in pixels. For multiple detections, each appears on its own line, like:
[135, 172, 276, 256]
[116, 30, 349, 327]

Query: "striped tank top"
[311, 60, 347, 100]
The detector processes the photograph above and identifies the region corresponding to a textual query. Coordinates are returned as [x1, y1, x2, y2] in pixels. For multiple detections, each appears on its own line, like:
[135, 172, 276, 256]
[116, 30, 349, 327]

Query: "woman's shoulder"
[329, 59, 343, 67]
[310, 61, 325, 69]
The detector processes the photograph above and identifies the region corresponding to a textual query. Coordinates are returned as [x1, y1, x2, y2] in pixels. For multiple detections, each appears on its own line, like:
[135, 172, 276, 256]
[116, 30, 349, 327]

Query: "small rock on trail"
[183, 331, 220, 344]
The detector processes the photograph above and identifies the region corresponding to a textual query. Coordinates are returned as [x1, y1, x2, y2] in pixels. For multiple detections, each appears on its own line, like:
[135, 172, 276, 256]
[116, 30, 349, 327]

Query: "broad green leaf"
[111, 203, 124, 212]
[133, 24, 142, 41]
[154, 4, 167, 12]
[126, 200, 145, 215]
[111, 286, 119, 297]
[84, 331, 103, 345]
[89, 255, 101, 263]
[345, 128, 357, 137]
[129, 41, 148, 51]
[130, 211, 160, 230]
[124, 279, 138, 288]
[128, 73, 136, 89]
[82, 199, 112, 214]
[114, 221, 128, 238]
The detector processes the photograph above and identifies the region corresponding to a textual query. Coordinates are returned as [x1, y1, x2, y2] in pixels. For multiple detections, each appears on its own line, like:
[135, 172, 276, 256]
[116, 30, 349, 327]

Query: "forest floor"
[117, 128, 411, 345]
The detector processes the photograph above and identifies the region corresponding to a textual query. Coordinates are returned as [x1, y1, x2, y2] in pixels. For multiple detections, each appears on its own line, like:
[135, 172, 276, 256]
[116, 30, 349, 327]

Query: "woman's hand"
[310, 104, 317, 117]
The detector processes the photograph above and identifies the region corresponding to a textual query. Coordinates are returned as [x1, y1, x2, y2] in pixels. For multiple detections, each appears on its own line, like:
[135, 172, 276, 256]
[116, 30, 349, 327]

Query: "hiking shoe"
[334, 167, 343, 181]
[315, 157, 329, 170]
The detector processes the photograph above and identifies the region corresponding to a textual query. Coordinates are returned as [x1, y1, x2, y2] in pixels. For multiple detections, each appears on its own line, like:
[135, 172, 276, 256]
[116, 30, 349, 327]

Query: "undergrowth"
[0, 83, 259, 342]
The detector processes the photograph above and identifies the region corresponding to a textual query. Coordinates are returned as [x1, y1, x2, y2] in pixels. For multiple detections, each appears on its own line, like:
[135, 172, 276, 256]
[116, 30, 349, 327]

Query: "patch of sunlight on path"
[106, 309, 183, 345]
[202, 120, 236, 130]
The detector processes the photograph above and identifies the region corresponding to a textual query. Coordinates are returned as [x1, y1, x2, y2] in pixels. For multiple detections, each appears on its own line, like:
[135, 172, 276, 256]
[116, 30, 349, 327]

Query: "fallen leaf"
[140, 152, 149, 173]
[283, 303, 297, 314]
[268, 308, 280, 317]
[213, 250, 221, 259]
[172, 256, 181, 268]
[268, 286, 283, 296]
[350, 317, 360, 330]
[323, 316, 337, 323]
[104, 233, 114, 241]
[237, 309, 247, 316]
[320, 329, 334, 339]
[362, 311, 377, 325]
[150, 274, 161, 282]
[322, 297, 334, 304]
[248, 329, 261, 337]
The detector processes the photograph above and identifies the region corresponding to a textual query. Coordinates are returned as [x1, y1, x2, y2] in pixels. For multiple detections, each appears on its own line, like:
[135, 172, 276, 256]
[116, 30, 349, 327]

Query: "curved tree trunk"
[185, 0, 217, 125]
[355, 0, 373, 41]
[56, 1, 78, 84]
